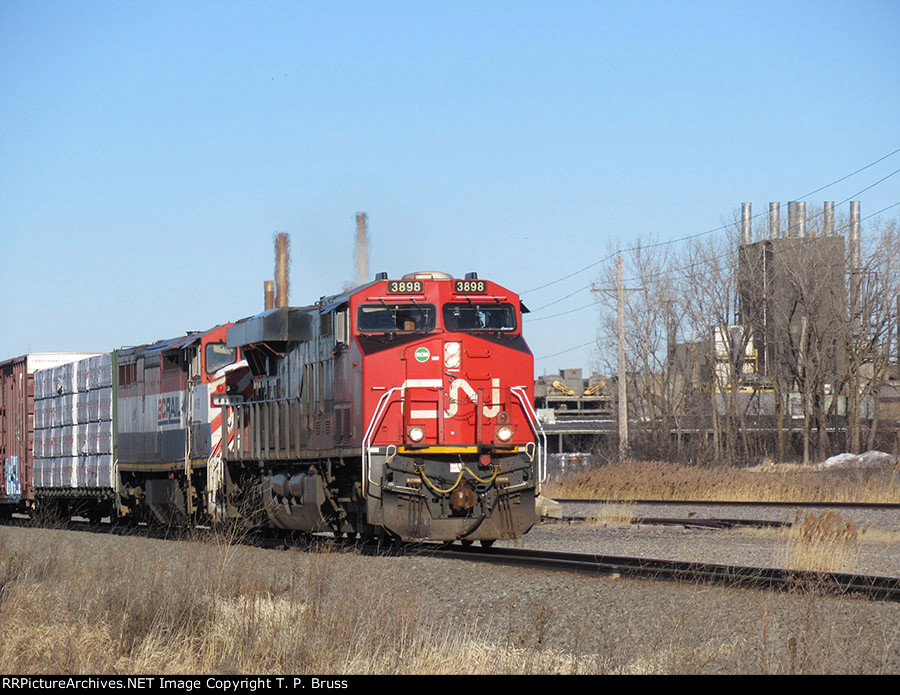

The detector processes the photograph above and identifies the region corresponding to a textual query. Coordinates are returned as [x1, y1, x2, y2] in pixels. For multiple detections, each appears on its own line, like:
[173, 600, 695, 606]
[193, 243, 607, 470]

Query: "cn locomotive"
[0, 271, 545, 544]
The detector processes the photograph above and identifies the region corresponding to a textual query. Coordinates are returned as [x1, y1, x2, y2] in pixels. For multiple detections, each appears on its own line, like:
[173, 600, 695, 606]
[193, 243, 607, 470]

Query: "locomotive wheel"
[460, 539, 474, 547]
[480, 540, 495, 548]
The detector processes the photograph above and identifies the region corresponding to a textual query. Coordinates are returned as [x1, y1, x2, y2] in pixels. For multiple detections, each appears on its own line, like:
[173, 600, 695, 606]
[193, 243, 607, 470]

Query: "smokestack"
[824, 201, 835, 237]
[788, 201, 806, 238]
[264, 281, 275, 311]
[741, 203, 752, 245]
[275, 232, 290, 308]
[354, 212, 370, 286]
[769, 202, 780, 238]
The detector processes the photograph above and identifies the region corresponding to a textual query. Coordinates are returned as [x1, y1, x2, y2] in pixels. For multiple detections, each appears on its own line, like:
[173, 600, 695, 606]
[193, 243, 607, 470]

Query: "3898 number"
[454, 280, 487, 293]
[387, 280, 423, 293]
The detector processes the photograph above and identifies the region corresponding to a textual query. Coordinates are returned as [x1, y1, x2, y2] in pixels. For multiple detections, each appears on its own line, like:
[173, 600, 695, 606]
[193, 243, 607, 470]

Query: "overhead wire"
[536, 340, 597, 360]
[534, 199, 900, 320]
[527, 164, 900, 313]
[521, 146, 900, 299]
[530, 196, 900, 362]
[623, 197, 900, 286]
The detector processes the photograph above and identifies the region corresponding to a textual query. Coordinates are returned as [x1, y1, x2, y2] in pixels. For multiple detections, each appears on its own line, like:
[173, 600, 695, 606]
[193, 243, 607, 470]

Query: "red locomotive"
[113, 324, 252, 525]
[224, 270, 545, 543]
[0, 270, 545, 544]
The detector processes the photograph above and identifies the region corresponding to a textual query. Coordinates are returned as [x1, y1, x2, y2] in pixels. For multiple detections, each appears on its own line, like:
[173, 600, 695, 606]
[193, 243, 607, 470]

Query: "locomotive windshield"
[205, 342, 238, 374]
[357, 303, 436, 333]
[443, 303, 517, 332]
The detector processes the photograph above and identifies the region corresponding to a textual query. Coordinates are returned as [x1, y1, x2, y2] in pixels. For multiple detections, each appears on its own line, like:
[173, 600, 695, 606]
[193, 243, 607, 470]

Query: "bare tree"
[849, 216, 899, 452]
[593, 208, 900, 466]
[594, 238, 680, 459]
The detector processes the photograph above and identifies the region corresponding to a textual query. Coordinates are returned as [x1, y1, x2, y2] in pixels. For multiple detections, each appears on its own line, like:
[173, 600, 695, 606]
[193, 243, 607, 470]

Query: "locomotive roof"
[318, 276, 530, 314]
[318, 279, 380, 314]
[118, 324, 230, 358]
[226, 307, 316, 348]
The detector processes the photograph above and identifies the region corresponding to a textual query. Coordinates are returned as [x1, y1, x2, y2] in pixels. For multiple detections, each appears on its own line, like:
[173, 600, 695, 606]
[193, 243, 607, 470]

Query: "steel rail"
[408, 544, 900, 602]
[555, 498, 900, 510]
[554, 515, 790, 530]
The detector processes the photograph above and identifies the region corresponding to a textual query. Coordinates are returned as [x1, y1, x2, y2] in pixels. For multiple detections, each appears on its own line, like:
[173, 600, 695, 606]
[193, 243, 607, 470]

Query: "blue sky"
[2, 1, 898, 375]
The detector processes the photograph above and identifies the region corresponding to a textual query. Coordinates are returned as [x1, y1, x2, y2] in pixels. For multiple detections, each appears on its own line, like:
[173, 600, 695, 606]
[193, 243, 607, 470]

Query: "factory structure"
[537, 200, 900, 463]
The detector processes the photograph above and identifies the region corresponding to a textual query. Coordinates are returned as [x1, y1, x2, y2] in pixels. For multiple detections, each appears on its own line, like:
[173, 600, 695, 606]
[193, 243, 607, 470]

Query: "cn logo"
[400, 378, 500, 419]
[445, 378, 500, 418]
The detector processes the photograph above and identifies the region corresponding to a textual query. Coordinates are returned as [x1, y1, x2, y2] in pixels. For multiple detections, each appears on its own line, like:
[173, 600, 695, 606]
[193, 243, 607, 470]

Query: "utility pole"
[594, 254, 642, 463]
[616, 256, 628, 462]
[849, 201, 861, 454]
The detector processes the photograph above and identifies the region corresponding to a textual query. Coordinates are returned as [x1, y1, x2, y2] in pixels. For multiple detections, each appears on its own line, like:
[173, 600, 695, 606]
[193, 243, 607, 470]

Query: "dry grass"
[586, 502, 638, 525]
[742, 522, 900, 548]
[0, 532, 491, 674]
[545, 459, 900, 504]
[778, 511, 868, 573]
[1, 525, 898, 674]
[0, 529, 634, 675]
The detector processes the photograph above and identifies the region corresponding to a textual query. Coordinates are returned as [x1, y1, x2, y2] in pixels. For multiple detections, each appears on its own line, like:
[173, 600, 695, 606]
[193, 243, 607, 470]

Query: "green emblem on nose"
[414, 347, 430, 363]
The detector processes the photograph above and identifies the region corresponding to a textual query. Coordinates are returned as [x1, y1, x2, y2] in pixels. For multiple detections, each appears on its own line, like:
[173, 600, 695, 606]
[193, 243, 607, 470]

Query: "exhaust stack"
[275, 232, 290, 308]
[355, 212, 370, 286]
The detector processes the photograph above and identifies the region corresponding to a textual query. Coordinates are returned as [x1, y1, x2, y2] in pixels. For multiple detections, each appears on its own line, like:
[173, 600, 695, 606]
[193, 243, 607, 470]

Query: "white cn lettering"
[400, 378, 501, 419]
[444, 378, 500, 418]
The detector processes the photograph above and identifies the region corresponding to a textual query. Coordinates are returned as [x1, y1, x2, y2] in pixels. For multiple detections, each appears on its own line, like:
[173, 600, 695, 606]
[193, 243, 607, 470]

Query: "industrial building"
[538, 200, 900, 463]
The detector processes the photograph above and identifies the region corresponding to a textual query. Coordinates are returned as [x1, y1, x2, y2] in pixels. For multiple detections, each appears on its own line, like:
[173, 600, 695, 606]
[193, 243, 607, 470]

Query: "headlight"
[496, 425, 513, 442]
[408, 426, 425, 443]
[444, 341, 461, 369]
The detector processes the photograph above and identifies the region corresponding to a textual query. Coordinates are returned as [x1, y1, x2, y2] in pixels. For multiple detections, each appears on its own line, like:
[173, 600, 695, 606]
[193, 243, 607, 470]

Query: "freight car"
[1, 327, 249, 525]
[1, 353, 100, 516]
[0, 271, 545, 544]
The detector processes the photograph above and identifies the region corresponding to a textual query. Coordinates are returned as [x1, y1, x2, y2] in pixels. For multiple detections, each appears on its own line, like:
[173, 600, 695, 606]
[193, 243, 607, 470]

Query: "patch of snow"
[819, 450, 900, 469]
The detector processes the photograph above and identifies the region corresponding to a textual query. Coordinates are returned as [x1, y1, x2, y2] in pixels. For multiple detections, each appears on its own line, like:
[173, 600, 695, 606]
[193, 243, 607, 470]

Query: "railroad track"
[555, 498, 900, 510]
[5, 515, 900, 602]
[554, 515, 790, 530]
[406, 544, 900, 602]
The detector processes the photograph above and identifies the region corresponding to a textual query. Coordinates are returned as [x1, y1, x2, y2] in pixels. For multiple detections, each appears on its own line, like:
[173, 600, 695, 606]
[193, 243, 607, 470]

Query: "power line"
[536, 340, 596, 360]
[522, 253, 616, 296]
[520, 146, 900, 297]
[523, 184, 900, 321]
[527, 200, 900, 323]
[529, 199, 900, 360]
[529, 282, 593, 313]
[528, 299, 598, 322]
[625, 198, 900, 285]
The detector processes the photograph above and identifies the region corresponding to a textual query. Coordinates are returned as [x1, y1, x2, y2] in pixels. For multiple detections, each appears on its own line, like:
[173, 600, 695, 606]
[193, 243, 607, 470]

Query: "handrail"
[510, 386, 548, 492]
[362, 387, 402, 498]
